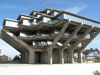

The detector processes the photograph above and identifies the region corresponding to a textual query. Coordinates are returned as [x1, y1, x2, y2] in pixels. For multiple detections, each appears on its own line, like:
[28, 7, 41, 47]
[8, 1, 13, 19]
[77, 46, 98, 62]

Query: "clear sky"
[0, 0, 100, 58]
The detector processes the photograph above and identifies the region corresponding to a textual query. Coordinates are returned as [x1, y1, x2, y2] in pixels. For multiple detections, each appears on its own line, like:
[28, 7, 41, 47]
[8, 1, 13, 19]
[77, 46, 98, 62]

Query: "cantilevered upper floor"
[1, 8, 100, 64]
[3, 8, 100, 28]
[1, 8, 100, 49]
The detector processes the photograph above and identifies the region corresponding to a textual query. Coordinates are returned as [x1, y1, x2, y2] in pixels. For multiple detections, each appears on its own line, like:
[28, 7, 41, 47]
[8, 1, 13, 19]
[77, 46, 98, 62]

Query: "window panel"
[5, 21, 18, 28]
[32, 19, 38, 25]
[57, 13, 100, 28]
[23, 19, 31, 26]
[47, 10, 51, 14]
[43, 17, 51, 23]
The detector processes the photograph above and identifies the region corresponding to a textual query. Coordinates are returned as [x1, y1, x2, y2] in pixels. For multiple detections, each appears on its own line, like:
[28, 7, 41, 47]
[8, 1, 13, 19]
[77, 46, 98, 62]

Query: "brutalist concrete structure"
[1, 8, 100, 64]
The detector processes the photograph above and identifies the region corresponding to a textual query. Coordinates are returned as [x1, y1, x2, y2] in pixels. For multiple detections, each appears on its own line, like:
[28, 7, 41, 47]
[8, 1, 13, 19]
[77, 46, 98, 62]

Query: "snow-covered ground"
[0, 63, 100, 75]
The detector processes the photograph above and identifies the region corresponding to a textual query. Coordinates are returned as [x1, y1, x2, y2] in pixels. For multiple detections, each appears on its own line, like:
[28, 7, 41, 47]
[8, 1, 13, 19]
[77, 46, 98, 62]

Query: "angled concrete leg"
[69, 50, 74, 63]
[78, 51, 82, 63]
[28, 51, 35, 64]
[59, 50, 64, 64]
[48, 50, 52, 64]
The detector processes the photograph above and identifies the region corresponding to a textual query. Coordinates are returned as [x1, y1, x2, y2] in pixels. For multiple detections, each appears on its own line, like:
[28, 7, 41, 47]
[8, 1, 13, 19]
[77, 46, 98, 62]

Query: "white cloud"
[65, 5, 87, 14]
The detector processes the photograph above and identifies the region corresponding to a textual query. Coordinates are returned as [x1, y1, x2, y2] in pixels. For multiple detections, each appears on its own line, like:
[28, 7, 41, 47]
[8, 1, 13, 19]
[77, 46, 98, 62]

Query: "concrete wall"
[52, 50, 59, 64]
[34, 50, 71, 64]
[35, 52, 48, 64]
[41, 52, 48, 64]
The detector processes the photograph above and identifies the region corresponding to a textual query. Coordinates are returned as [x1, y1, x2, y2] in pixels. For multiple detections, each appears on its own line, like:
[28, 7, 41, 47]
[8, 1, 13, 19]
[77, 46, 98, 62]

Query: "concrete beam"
[68, 26, 93, 63]
[58, 23, 82, 64]
[70, 26, 93, 52]
[47, 20, 70, 51]
[79, 29, 100, 52]
[61, 23, 83, 52]
[47, 20, 70, 64]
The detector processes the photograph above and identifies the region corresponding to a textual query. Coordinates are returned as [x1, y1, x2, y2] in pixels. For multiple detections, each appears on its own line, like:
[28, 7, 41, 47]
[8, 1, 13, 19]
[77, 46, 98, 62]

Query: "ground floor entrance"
[33, 50, 82, 64]
[35, 52, 42, 64]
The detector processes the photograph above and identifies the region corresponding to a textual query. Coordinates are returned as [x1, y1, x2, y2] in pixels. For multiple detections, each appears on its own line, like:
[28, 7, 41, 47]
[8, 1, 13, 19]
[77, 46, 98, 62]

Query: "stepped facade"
[1, 8, 100, 64]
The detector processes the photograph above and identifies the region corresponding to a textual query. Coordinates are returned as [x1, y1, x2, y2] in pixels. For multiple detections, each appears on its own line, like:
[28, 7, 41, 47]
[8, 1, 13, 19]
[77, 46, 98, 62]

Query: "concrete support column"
[59, 50, 64, 64]
[28, 51, 35, 64]
[48, 50, 52, 64]
[69, 50, 74, 63]
[78, 51, 82, 63]
[67, 51, 69, 63]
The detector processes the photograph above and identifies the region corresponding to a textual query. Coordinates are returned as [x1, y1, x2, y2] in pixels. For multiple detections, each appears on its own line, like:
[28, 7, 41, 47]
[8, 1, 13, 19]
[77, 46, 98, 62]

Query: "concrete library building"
[1, 8, 100, 64]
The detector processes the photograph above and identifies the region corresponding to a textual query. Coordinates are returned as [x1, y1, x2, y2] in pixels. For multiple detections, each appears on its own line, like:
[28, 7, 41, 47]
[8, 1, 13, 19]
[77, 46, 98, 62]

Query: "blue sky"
[0, 0, 100, 58]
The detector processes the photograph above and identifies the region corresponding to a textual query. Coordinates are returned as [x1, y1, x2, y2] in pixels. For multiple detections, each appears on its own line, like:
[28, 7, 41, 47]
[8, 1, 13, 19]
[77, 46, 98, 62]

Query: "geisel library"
[1, 8, 100, 64]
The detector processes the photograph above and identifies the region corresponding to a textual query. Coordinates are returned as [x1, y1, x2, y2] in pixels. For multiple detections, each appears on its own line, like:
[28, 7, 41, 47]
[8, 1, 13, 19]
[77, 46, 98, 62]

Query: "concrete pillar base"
[69, 50, 74, 63]
[59, 51, 64, 64]
[78, 51, 82, 63]
[28, 51, 35, 64]
[48, 50, 52, 64]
